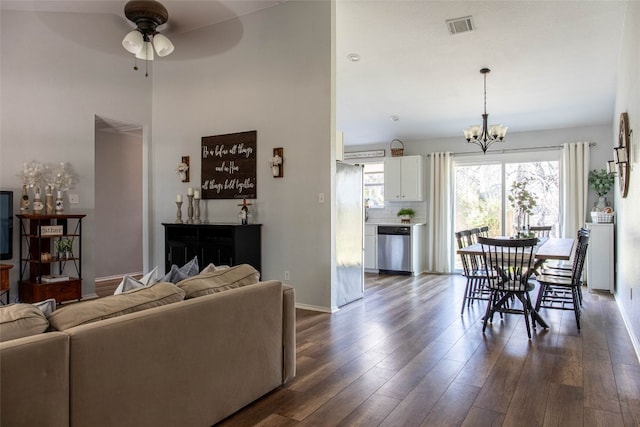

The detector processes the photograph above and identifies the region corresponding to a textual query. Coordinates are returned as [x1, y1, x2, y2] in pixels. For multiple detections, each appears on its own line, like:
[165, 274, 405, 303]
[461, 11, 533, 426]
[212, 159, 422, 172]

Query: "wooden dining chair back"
[455, 230, 491, 314]
[478, 236, 539, 338]
[468, 228, 481, 244]
[529, 225, 552, 238]
[479, 226, 489, 237]
[534, 232, 590, 330]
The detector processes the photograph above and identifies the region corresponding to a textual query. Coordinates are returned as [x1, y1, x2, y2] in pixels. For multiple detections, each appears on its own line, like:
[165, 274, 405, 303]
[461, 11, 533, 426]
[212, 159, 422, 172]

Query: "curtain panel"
[562, 142, 590, 237]
[428, 152, 452, 273]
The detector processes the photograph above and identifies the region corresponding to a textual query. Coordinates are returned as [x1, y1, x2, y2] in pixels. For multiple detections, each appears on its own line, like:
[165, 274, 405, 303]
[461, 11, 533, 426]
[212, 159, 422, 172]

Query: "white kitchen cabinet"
[384, 155, 424, 201]
[364, 224, 377, 270]
[586, 222, 614, 293]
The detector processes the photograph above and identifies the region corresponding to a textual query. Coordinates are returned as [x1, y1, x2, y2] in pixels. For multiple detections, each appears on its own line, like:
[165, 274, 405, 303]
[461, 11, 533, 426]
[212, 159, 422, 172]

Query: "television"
[0, 191, 13, 260]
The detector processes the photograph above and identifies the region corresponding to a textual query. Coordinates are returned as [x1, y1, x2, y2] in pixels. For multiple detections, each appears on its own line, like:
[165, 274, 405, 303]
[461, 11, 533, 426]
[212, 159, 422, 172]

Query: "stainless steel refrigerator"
[335, 162, 364, 307]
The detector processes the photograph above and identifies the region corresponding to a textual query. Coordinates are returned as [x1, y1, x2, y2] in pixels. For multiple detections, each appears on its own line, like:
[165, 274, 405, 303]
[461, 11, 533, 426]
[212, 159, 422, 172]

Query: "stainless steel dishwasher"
[377, 226, 411, 274]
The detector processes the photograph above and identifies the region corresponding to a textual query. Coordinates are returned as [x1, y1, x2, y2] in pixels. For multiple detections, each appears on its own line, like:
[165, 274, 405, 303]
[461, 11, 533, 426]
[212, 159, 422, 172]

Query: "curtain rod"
[426, 142, 597, 157]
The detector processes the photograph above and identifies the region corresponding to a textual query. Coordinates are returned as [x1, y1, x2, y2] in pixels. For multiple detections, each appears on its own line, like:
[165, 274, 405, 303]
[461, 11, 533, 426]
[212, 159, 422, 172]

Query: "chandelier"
[122, 0, 175, 76]
[463, 68, 507, 153]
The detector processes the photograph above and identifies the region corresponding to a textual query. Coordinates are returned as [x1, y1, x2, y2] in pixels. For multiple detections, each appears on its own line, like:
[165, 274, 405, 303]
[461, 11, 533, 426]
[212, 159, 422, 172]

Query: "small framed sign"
[344, 150, 385, 160]
[40, 225, 63, 236]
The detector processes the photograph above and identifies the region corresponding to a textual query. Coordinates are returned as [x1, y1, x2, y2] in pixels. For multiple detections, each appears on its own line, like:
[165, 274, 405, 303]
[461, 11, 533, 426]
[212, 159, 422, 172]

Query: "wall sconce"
[606, 160, 617, 176]
[269, 148, 284, 178]
[177, 156, 190, 182]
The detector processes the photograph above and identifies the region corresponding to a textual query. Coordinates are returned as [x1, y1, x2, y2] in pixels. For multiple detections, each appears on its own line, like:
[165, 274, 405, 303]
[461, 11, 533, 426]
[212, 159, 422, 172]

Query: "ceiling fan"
[121, 0, 174, 75]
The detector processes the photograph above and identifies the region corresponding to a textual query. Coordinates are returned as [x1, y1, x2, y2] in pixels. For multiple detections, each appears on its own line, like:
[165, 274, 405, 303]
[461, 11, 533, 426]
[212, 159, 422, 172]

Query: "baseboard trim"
[615, 294, 640, 365]
[295, 303, 337, 313]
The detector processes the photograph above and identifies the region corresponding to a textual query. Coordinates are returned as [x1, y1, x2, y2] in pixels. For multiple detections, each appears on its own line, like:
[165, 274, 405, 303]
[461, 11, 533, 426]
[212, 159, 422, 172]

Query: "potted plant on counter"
[397, 208, 415, 224]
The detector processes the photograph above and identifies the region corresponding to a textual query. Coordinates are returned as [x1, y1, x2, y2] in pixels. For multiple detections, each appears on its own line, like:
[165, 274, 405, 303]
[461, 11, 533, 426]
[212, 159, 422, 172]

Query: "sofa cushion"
[177, 264, 260, 299]
[0, 303, 49, 342]
[47, 282, 186, 331]
[161, 257, 199, 283]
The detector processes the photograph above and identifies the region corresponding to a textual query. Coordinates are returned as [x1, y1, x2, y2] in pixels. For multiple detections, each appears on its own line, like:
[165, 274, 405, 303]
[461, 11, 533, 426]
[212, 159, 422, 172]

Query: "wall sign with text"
[201, 130, 257, 199]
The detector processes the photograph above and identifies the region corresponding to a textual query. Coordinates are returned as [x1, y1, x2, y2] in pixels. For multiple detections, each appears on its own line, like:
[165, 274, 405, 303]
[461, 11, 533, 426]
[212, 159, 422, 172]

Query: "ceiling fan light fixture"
[122, 0, 173, 75]
[153, 33, 174, 57]
[122, 30, 144, 54]
[135, 41, 155, 61]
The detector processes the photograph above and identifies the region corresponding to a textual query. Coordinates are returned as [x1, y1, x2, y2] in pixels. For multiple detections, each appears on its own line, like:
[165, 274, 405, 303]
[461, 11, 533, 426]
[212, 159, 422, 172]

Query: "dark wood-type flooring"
[216, 272, 640, 427]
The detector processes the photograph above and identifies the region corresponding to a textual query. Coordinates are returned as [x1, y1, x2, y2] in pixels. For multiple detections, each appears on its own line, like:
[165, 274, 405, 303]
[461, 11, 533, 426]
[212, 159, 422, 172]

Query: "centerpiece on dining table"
[508, 179, 538, 238]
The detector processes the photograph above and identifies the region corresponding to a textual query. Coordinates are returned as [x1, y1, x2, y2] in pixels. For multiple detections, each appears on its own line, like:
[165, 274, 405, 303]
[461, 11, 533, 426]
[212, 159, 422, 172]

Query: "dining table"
[457, 237, 575, 262]
[456, 236, 575, 330]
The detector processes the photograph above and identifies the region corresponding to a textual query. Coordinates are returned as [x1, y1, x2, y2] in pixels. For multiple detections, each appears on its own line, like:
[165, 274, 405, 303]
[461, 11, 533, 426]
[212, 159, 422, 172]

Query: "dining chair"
[478, 236, 539, 338]
[479, 226, 489, 237]
[468, 228, 481, 244]
[534, 232, 590, 330]
[541, 227, 590, 276]
[529, 225, 552, 238]
[455, 230, 491, 314]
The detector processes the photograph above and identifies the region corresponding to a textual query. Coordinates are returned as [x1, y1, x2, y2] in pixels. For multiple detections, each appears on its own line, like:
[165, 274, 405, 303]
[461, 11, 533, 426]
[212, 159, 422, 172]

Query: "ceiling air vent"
[446, 16, 475, 35]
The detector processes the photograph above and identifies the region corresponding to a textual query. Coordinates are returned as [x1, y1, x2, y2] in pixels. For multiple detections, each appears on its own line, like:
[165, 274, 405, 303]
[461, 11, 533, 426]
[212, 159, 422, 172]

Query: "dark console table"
[162, 223, 261, 273]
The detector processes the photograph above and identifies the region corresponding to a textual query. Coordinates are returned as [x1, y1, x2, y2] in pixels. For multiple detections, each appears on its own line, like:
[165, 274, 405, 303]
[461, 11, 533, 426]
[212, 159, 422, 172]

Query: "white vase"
[596, 196, 607, 211]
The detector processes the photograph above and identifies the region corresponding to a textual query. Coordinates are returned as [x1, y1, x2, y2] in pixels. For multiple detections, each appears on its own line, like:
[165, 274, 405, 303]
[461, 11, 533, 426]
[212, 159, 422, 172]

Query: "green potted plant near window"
[508, 179, 537, 238]
[397, 208, 415, 224]
[588, 168, 615, 223]
[588, 169, 614, 211]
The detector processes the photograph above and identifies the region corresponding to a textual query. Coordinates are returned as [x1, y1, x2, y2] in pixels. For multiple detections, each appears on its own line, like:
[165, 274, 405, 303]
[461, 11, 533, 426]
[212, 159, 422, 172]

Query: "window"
[453, 151, 560, 269]
[363, 162, 384, 208]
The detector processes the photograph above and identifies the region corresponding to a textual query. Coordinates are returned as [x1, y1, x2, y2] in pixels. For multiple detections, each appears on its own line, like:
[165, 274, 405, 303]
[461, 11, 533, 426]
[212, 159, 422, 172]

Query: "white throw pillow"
[113, 266, 158, 295]
[113, 276, 145, 295]
[32, 298, 57, 317]
[140, 266, 158, 286]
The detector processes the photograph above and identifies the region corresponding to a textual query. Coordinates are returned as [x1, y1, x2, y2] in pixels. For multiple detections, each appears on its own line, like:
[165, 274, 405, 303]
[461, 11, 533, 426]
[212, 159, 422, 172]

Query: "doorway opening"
[94, 115, 144, 295]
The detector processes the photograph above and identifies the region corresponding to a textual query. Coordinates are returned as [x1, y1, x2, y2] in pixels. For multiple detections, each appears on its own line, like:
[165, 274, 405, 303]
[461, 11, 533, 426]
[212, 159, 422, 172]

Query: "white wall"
[612, 1, 640, 355]
[0, 10, 153, 298]
[150, 1, 334, 309]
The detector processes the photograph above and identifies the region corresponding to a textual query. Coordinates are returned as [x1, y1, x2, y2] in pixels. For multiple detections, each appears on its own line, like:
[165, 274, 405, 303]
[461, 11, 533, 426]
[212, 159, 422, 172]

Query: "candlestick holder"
[187, 195, 194, 224]
[193, 198, 201, 224]
[175, 201, 183, 224]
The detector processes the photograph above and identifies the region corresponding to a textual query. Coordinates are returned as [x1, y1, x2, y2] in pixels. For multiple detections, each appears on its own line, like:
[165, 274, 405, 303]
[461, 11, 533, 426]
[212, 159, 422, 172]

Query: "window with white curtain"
[452, 150, 561, 270]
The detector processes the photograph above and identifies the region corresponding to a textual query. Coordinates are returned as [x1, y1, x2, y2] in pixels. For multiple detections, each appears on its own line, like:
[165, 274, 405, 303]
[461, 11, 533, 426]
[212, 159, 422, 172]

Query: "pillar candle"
[177, 194, 182, 203]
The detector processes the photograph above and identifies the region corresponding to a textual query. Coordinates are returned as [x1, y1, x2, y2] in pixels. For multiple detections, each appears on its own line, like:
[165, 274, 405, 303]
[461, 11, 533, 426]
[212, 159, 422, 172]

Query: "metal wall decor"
[615, 112, 631, 198]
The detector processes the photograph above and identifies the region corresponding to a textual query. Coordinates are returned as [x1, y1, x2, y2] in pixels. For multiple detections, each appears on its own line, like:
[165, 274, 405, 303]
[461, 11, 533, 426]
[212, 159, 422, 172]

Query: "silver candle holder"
[193, 198, 201, 224]
[175, 201, 183, 224]
[187, 194, 194, 224]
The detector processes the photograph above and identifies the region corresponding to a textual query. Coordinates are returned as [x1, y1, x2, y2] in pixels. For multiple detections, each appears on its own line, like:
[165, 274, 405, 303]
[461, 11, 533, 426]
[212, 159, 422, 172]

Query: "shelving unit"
[17, 214, 85, 303]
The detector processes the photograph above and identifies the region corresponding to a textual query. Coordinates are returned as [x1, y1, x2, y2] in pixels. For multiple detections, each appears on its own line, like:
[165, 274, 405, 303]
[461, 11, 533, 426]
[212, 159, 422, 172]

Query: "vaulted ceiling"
[2, 1, 629, 146]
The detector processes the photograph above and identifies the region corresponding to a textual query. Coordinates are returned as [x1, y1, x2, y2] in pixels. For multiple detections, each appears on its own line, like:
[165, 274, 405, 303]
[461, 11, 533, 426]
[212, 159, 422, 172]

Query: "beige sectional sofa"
[0, 266, 296, 427]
